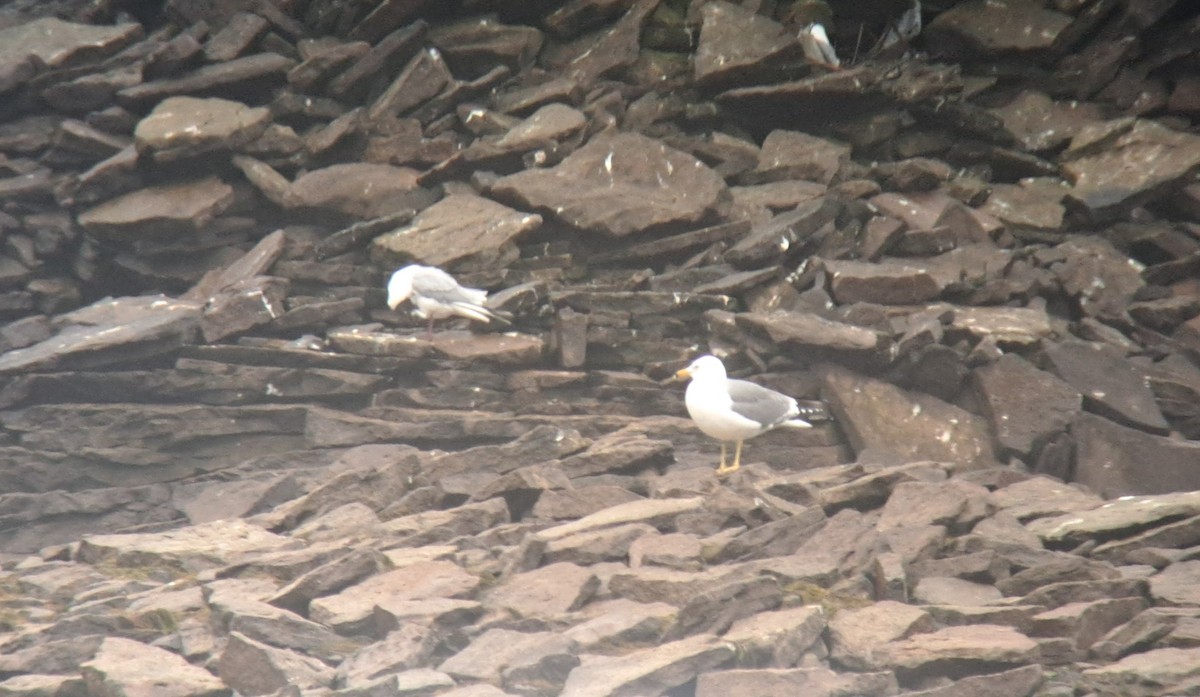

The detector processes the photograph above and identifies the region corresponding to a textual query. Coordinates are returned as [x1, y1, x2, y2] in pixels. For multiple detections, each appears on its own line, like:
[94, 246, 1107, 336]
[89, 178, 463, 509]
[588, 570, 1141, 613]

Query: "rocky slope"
[2, 0, 1200, 695]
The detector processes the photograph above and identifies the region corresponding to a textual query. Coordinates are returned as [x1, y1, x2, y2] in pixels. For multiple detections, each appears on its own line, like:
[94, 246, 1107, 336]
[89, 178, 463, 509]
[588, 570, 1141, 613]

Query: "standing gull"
[387, 264, 509, 339]
[675, 355, 829, 474]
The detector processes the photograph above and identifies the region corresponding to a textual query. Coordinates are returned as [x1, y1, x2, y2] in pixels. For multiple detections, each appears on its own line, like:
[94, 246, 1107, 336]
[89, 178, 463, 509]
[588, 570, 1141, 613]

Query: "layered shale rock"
[0, 0, 1199, 695]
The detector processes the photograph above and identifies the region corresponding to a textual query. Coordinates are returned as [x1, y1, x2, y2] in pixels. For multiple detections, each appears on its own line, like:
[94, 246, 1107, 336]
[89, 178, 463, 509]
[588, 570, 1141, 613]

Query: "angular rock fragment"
[822, 367, 999, 469]
[1062, 119, 1200, 219]
[972, 353, 1082, 458]
[81, 637, 227, 697]
[372, 194, 542, 269]
[77, 176, 235, 242]
[134, 96, 271, 163]
[492, 131, 728, 237]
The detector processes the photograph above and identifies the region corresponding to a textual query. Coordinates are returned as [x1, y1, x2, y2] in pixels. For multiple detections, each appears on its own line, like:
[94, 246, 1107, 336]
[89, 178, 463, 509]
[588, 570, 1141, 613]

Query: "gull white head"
[387, 265, 419, 310]
[676, 355, 728, 382]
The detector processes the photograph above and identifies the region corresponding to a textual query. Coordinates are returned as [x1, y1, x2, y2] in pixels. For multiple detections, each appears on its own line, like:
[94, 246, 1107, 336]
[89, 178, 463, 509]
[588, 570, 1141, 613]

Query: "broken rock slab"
[1044, 340, 1169, 435]
[823, 259, 944, 306]
[76, 176, 235, 243]
[693, 0, 802, 87]
[134, 96, 272, 163]
[1071, 413, 1200, 498]
[971, 353, 1082, 458]
[822, 367, 999, 470]
[371, 193, 542, 270]
[1062, 118, 1200, 220]
[559, 633, 735, 697]
[491, 131, 729, 237]
[287, 162, 436, 220]
[81, 636, 228, 697]
[0, 17, 143, 72]
[77, 518, 297, 576]
[0, 295, 200, 374]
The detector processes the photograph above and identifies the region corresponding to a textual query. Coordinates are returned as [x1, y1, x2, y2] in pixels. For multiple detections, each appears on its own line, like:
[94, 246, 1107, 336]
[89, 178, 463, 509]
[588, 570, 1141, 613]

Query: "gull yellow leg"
[730, 440, 744, 473]
[717, 440, 743, 475]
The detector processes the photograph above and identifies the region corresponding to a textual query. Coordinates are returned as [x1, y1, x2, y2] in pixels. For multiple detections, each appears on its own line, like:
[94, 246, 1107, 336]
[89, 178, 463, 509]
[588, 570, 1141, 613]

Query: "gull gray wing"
[726, 379, 798, 428]
[410, 267, 487, 306]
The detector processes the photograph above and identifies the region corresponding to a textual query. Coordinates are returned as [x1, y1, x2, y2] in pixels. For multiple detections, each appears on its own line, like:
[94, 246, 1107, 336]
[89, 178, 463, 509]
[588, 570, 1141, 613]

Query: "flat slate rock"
[77, 519, 297, 573]
[1044, 340, 1169, 434]
[1026, 490, 1200, 547]
[1063, 119, 1200, 218]
[559, 633, 734, 697]
[371, 193, 542, 269]
[491, 131, 728, 237]
[0, 17, 142, 71]
[693, 0, 801, 87]
[972, 353, 1082, 457]
[81, 637, 228, 697]
[1082, 646, 1200, 695]
[822, 367, 999, 470]
[77, 176, 236, 241]
[134, 95, 271, 164]
[288, 163, 435, 220]
[1071, 414, 1200, 498]
[0, 295, 201, 374]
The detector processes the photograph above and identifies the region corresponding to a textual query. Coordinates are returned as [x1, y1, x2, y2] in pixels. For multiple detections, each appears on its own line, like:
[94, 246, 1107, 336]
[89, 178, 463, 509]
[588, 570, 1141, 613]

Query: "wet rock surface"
[0, 0, 1200, 695]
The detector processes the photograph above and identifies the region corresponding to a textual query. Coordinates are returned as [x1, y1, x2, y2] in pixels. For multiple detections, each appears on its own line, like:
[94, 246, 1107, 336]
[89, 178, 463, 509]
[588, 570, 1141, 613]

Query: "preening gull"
[387, 264, 509, 338]
[675, 355, 829, 474]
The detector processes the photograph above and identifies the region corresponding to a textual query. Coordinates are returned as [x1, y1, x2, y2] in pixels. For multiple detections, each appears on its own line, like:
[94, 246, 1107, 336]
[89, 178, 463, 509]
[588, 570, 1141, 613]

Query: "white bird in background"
[799, 22, 840, 68]
[386, 264, 509, 339]
[675, 355, 830, 475]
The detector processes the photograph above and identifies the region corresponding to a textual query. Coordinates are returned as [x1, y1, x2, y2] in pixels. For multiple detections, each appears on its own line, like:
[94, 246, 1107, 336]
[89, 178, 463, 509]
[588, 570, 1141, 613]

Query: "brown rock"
[824, 259, 943, 305]
[116, 53, 295, 109]
[439, 629, 577, 690]
[693, 1, 801, 87]
[972, 353, 1082, 458]
[492, 131, 728, 237]
[822, 368, 999, 469]
[900, 664, 1042, 697]
[1044, 340, 1169, 435]
[743, 129, 850, 186]
[0, 17, 142, 70]
[827, 600, 934, 670]
[134, 96, 271, 163]
[288, 163, 435, 220]
[309, 560, 480, 633]
[925, 0, 1072, 59]
[874, 624, 1040, 681]
[558, 633, 735, 697]
[77, 176, 235, 242]
[81, 637, 228, 697]
[696, 667, 898, 697]
[1071, 413, 1200, 497]
[1063, 119, 1200, 219]
[217, 632, 333, 696]
[0, 295, 200, 374]
[1082, 646, 1200, 695]
[485, 562, 599, 620]
[1030, 597, 1147, 649]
